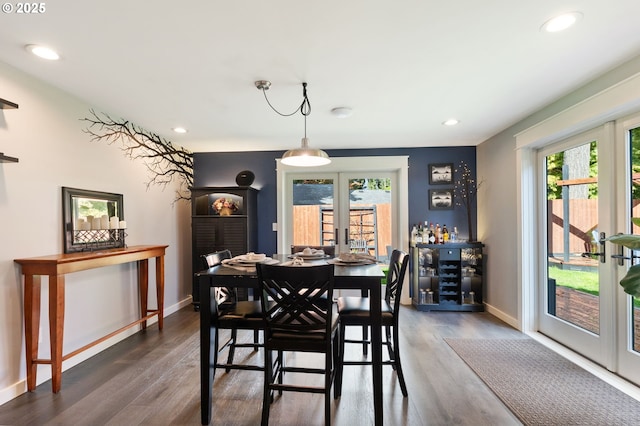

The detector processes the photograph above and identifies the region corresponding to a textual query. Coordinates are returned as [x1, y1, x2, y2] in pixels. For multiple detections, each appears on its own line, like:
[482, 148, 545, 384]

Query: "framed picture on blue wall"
[429, 163, 453, 185]
[429, 189, 453, 210]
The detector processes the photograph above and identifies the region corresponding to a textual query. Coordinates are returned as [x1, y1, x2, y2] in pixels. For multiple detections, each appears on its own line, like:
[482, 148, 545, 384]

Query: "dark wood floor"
[0, 306, 524, 425]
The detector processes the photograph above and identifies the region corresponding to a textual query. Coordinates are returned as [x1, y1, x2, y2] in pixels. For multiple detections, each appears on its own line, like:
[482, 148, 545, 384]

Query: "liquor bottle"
[416, 223, 423, 244]
[428, 222, 436, 244]
[410, 225, 418, 246]
[443, 224, 449, 243]
[435, 223, 441, 244]
[450, 226, 458, 242]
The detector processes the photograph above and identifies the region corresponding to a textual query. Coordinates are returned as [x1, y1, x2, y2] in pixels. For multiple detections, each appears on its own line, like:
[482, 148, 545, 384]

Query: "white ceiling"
[2, 1, 640, 153]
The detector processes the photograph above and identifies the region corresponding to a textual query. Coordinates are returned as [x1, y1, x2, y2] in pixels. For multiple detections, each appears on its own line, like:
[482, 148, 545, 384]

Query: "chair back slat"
[201, 249, 235, 308]
[201, 249, 232, 268]
[385, 249, 409, 312]
[257, 264, 334, 335]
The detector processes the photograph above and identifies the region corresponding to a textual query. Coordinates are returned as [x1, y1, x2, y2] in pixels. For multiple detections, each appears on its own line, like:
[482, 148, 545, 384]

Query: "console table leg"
[49, 274, 65, 393]
[24, 274, 41, 391]
[156, 255, 164, 330]
[139, 259, 149, 330]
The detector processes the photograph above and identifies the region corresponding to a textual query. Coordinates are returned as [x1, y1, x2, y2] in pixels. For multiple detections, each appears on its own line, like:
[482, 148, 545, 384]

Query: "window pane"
[348, 177, 392, 261]
[292, 179, 334, 247]
[546, 141, 600, 334]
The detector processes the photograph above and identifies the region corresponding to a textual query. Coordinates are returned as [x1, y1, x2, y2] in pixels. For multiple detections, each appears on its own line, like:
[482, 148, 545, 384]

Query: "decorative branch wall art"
[82, 110, 194, 201]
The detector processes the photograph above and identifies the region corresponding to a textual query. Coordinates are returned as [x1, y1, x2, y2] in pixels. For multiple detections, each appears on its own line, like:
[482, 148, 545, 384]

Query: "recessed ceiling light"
[172, 127, 188, 134]
[25, 44, 60, 60]
[331, 107, 353, 118]
[442, 119, 459, 126]
[541, 11, 583, 33]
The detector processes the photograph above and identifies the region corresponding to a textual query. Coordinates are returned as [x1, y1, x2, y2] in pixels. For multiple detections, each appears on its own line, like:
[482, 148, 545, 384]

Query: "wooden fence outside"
[292, 204, 392, 258]
[548, 199, 640, 256]
[548, 199, 598, 256]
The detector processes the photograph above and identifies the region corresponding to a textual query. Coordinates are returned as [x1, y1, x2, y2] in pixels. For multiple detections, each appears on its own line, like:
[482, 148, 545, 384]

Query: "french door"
[275, 156, 408, 262]
[538, 126, 615, 368]
[285, 172, 394, 260]
[537, 114, 640, 382]
[616, 113, 640, 383]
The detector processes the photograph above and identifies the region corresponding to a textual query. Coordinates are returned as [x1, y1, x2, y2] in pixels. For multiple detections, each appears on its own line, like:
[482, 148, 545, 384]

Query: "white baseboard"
[0, 297, 193, 406]
[483, 302, 520, 330]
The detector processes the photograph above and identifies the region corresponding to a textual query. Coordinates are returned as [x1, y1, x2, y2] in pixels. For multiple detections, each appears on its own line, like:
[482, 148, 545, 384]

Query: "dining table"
[197, 253, 386, 426]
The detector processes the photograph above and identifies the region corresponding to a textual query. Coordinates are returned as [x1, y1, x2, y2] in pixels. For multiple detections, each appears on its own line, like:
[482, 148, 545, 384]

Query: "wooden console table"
[14, 244, 168, 393]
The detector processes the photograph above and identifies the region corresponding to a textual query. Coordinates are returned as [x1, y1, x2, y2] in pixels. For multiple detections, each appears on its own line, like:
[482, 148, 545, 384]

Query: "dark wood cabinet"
[191, 186, 258, 309]
[411, 242, 484, 312]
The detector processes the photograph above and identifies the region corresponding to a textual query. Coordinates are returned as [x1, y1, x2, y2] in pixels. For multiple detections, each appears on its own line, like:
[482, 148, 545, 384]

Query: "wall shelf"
[0, 153, 19, 163]
[0, 98, 18, 109]
[1, 98, 19, 163]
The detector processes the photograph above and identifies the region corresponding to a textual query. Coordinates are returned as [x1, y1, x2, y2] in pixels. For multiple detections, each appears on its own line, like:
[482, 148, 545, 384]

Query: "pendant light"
[255, 80, 330, 167]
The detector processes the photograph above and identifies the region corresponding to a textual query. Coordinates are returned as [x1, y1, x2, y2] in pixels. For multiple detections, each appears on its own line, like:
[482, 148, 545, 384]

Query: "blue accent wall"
[193, 146, 476, 255]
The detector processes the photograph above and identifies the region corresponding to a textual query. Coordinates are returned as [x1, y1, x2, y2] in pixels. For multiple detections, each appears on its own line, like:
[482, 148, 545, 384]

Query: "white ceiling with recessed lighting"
[1, 1, 640, 153]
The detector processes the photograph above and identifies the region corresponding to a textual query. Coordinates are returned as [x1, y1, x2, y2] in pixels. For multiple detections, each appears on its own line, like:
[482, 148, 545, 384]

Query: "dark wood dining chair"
[256, 263, 339, 426]
[202, 250, 264, 374]
[334, 249, 409, 397]
[290, 245, 336, 257]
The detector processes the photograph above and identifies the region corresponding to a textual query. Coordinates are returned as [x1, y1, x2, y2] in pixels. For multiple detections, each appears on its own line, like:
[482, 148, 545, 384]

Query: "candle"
[118, 220, 127, 229]
[75, 218, 85, 230]
[82, 221, 92, 231]
[100, 215, 109, 230]
[109, 216, 119, 229]
[91, 217, 101, 230]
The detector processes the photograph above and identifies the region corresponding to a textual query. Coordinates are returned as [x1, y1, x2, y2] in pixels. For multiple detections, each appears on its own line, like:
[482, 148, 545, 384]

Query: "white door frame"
[275, 155, 410, 302]
[276, 155, 409, 253]
[516, 71, 640, 334]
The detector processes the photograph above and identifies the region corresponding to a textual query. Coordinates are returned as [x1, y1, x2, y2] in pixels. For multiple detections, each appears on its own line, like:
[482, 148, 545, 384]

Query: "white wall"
[476, 130, 519, 322]
[477, 55, 640, 329]
[0, 61, 192, 403]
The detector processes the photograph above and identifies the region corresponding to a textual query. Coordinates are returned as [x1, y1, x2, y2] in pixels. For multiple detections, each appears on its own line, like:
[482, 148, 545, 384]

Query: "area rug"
[445, 338, 640, 425]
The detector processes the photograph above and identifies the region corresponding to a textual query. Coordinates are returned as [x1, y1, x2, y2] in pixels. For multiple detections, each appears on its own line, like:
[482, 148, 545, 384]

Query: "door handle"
[335, 228, 339, 245]
[610, 235, 627, 266]
[581, 231, 606, 263]
[610, 232, 640, 266]
[344, 228, 349, 245]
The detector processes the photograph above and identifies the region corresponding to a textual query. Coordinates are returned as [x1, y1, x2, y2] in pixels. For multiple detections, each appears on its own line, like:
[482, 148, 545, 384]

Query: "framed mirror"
[62, 187, 125, 253]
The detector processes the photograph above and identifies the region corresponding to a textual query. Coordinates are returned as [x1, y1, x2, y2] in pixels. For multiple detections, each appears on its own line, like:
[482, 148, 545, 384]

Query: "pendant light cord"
[259, 82, 311, 118]
[258, 80, 330, 165]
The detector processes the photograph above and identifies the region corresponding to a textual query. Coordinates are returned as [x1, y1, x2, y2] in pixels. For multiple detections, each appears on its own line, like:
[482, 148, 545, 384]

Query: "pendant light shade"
[256, 80, 331, 167]
[281, 137, 331, 166]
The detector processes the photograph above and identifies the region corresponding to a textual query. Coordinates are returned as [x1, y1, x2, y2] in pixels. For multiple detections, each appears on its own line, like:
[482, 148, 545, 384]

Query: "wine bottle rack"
[411, 242, 484, 312]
